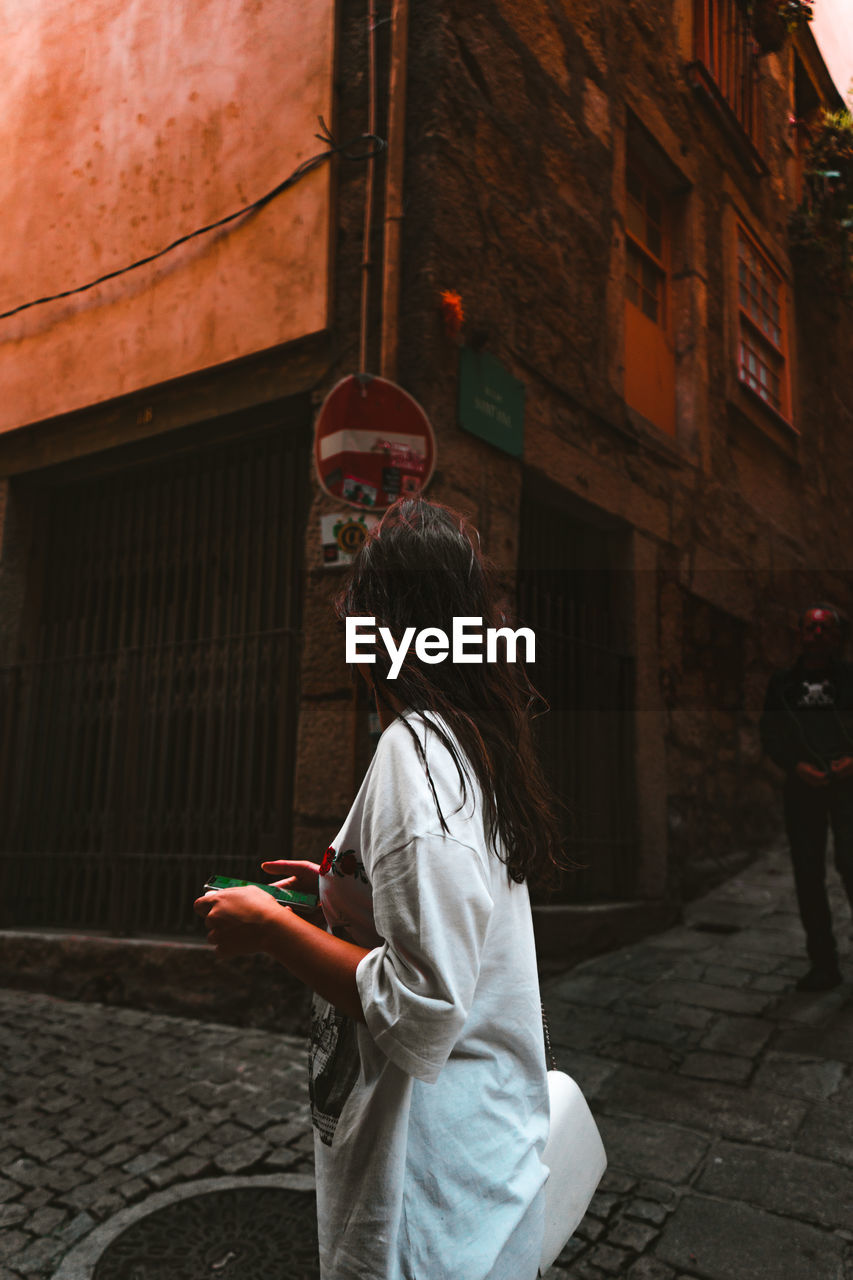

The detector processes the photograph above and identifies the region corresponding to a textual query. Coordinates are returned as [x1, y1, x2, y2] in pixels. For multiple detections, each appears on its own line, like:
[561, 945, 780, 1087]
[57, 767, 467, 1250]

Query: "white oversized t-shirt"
[310, 712, 549, 1280]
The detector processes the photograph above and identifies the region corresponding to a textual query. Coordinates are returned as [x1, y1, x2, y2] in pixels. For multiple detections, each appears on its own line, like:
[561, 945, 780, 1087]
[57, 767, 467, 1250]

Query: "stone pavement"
[542, 847, 853, 1280]
[0, 846, 850, 1279]
[0, 1002, 312, 1279]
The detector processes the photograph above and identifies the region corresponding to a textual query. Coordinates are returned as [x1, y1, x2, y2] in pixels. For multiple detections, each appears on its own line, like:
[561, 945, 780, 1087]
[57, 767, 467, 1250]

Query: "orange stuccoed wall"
[0, 0, 336, 434]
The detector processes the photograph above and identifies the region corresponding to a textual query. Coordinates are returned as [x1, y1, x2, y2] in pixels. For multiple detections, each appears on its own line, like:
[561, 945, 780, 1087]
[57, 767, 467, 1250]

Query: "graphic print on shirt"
[319, 844, 369, 884]
[797, 679, 836, 708]
[309, 994, 361, 1147]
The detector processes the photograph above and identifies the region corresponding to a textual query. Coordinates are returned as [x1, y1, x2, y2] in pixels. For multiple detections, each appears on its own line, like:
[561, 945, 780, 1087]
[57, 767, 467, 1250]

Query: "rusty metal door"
[517, 487, 637, 902]
[0, 422, 308, 935]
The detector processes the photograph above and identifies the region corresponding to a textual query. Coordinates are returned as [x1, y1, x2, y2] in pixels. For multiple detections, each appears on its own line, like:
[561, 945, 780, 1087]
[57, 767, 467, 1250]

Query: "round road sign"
[314, 374, 436, 511]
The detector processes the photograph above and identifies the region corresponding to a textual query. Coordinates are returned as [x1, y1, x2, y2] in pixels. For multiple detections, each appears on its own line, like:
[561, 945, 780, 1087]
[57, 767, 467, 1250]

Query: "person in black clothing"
[760, 603, 853, 990]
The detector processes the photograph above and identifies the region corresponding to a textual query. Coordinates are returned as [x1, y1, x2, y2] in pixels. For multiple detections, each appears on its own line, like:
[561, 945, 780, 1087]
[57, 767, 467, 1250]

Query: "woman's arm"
[193, 887, 369, 1023]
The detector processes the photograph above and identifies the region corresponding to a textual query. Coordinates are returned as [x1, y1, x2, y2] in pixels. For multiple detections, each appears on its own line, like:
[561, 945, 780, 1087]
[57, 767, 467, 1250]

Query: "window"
[626, 169, 666, 323]
[693, 0, 762, 150]
[624, 165, 676, 436]
[736, 226, 789, 418]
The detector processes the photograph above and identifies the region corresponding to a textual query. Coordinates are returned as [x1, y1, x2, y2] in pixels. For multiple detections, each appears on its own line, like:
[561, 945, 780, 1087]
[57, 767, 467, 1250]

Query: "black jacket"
[760, 657, 853, 773]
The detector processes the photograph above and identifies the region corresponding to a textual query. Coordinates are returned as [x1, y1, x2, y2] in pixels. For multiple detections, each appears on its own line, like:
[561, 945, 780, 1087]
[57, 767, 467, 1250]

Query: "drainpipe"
[352, 0, 408, 791]
[380, 0, 409, 383]
[359, 0, 380, 374]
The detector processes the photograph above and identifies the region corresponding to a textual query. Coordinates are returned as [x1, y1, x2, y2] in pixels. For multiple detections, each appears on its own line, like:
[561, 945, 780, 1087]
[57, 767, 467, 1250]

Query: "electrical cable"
[0, 119, 386, 322]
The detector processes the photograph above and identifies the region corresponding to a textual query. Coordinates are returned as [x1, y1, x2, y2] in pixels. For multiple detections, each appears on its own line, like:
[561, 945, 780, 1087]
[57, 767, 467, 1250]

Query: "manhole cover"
[91, 1187, 319, 1280]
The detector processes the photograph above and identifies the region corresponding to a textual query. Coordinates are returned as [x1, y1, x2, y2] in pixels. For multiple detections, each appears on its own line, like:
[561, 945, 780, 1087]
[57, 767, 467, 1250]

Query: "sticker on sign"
[320, 512, 379, 568]
[314, 375, 436, 511]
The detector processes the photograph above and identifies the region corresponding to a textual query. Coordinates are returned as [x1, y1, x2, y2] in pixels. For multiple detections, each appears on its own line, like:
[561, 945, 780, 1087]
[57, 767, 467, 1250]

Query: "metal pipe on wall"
[359, 0, 380, 373]
[351, 0, 409, 788]
[380, 0, 409, 384]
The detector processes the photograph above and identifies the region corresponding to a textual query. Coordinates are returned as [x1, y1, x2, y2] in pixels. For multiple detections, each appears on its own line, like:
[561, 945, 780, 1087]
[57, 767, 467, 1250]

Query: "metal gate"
[517, 489, 637, 901]
[0, 423, 308, 935]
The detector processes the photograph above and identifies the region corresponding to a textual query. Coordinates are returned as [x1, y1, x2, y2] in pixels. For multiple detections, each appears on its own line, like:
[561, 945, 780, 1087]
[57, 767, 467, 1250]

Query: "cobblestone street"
[1, 847, 852, 1279]
[543, 848, 853, 1280]
[0, 1003, 313, 1279]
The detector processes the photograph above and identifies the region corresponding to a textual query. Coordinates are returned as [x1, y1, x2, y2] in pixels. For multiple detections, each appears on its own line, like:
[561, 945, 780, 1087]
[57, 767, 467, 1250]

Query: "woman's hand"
[195, 875, 368, 1022]
[261, 860, 326, 925]
[796, 761, 829, 787]
[261, 859, 321, 894]
[193, 886, 285, 958]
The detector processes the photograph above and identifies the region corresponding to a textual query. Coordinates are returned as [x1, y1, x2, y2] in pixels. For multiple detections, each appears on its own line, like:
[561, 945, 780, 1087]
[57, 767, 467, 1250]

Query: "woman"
[194, 498, 563, 1280]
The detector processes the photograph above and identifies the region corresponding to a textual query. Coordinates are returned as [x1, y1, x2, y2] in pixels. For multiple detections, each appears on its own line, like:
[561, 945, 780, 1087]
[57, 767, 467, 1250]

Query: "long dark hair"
[336, 498, 564, 889]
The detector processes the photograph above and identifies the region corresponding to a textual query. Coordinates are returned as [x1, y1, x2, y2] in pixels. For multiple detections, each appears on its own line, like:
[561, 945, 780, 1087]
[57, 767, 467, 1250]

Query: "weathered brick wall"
[375, 0, 853, 897]
[292, 0, 529, 858]
[291, 0, 443, 858]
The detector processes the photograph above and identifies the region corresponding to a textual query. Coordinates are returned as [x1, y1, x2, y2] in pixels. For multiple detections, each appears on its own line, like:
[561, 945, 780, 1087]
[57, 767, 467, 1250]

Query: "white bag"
[539, 1069, 608, 1274]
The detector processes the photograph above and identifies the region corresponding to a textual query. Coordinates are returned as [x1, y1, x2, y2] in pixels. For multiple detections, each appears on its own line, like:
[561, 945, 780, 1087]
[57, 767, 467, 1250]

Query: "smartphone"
[203, 875, 319, 912]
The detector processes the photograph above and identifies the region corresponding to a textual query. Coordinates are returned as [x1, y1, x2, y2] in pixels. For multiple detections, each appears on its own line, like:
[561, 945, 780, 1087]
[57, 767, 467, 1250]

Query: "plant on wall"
[775, 0, 814, 30]
[789, 109, 853, 297]
[745, 0, 814, 55]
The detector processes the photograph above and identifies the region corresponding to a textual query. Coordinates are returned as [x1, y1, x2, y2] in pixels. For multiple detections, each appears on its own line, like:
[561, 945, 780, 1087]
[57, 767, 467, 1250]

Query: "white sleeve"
[355, 834, 495, 1083]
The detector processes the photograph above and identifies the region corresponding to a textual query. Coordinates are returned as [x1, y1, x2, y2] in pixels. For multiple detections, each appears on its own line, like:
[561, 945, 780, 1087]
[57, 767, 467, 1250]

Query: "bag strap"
[541, 1002, 557, 1072]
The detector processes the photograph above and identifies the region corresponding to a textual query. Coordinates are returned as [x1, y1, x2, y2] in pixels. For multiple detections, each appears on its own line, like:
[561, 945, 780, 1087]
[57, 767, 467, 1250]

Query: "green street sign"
[458, 347, 525, 457]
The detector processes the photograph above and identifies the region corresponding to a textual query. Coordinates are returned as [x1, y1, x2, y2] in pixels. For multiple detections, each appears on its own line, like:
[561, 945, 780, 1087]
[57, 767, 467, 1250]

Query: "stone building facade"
[0, 0, 851, 951]
[376, 0, 853, 904]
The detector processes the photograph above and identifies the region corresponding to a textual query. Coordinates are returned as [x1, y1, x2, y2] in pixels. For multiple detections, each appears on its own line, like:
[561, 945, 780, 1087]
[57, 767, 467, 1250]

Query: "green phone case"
[204, 875, 318, 910]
